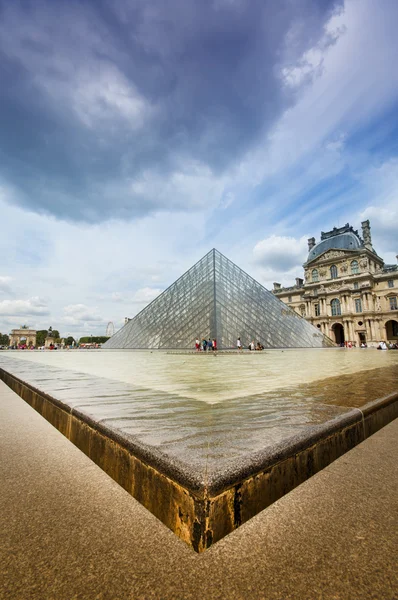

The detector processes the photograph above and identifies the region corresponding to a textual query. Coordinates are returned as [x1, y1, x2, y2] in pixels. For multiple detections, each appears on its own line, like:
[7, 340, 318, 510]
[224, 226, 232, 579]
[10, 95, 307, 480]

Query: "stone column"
[374, 320, 382, 340]
[347, 321, 354, 342]
[369, 319, 376, 341]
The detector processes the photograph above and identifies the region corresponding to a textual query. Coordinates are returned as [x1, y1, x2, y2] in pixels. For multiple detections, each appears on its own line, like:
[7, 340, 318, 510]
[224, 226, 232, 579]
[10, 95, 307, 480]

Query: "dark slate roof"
[307, 231, 363, 263]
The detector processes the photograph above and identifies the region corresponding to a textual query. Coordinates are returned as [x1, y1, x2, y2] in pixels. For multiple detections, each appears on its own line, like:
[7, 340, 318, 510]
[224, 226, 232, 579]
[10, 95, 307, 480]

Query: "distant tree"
[52, 330, 60, 340]
[79, 336, 110, 344]
[0, 333, 9, 346]
[36, 330, 48, 347]
[65, 336, 76, 346]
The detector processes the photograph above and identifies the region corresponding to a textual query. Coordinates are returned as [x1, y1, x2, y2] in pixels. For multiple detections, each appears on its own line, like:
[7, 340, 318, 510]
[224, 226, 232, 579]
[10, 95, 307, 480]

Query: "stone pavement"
[1, 379, 397, 599]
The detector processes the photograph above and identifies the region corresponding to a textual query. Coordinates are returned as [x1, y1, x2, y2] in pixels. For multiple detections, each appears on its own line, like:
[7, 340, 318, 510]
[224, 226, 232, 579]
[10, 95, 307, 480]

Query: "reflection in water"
[0, 350, 397, 473]
[3, 348, 398, 404]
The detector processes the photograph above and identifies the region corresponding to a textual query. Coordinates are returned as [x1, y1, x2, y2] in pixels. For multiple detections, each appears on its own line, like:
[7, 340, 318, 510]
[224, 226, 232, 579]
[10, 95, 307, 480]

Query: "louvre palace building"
[272, 220, 398, 347]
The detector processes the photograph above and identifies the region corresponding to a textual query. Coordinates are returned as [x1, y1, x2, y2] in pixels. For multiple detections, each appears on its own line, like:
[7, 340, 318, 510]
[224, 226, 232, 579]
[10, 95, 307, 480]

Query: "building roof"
[307, 228, 363, 263]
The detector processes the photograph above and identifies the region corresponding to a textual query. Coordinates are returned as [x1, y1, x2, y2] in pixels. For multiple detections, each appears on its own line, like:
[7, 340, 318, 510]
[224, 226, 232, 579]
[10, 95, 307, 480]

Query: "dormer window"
[351, 260, 359, 274]
[330, 265, 338, 279]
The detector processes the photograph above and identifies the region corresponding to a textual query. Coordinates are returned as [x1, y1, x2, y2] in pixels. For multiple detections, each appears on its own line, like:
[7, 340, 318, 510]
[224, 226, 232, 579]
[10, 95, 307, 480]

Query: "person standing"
[212, 339, 217, 352]
[237, 337, 242, 351]
[208, 339, 212, 351]
[195, 338, 200, 351]
[203, 338, 207, 352]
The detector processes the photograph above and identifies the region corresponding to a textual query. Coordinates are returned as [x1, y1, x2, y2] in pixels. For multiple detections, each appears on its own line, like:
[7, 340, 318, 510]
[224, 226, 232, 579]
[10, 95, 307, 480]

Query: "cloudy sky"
[0, 0, 397, 339]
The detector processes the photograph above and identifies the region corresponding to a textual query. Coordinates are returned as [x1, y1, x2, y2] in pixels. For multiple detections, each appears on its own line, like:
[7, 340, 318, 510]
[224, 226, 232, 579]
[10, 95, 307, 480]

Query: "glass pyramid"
[104, 249, 334, 349]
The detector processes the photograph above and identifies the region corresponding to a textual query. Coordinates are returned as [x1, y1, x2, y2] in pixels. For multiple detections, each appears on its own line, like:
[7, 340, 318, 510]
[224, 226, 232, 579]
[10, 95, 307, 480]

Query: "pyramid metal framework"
[104, 249, 334, 350]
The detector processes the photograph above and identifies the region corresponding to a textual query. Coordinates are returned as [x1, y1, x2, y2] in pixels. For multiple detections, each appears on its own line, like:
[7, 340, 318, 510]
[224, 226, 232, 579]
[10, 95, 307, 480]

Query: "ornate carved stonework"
[328, 283, 341, 291]
[340, 261, 348, 272]
[320, 250, 348, 261]
[274, 220, 398, 346]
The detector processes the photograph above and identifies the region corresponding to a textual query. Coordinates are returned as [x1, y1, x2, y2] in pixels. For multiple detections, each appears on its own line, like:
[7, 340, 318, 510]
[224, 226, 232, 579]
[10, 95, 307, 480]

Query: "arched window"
[330, 265, 338, 279]
[331, 298, 341, 316]
[312, 269, 319, 282]
[351, 260, 359, 274]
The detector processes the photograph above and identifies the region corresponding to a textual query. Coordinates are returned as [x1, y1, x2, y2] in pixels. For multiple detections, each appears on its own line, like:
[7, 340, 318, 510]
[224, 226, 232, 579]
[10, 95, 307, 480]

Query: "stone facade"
[273, 221, 398, 347]
[9, 328, 37, 348]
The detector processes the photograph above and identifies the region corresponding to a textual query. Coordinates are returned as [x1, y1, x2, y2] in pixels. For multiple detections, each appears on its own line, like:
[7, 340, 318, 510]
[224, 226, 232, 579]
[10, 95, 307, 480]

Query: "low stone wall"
[1, 366, 397, 552]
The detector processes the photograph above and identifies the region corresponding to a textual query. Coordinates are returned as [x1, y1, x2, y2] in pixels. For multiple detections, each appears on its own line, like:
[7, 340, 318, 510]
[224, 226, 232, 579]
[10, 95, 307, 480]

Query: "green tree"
[36, 330, 48, 347]
[79, 336, 110, 344]
[0, 333, 9, 346]
[65, 336, 76, 346]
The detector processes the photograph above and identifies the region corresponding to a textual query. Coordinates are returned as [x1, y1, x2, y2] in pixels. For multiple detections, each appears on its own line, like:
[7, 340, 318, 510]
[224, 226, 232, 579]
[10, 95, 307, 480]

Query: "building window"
[288, 296, 292, 303]
[331, 298, 341, 316]
[312, 269, 319, 282]
[351, 260, 359, 274]
[355, 298, 362, 313]
[388, 280, 394, 288]
[314, 303, 320, 316]
[390, 297, 398, 310]
[354, 282, 359, 289]
[330, 265, 338, 279]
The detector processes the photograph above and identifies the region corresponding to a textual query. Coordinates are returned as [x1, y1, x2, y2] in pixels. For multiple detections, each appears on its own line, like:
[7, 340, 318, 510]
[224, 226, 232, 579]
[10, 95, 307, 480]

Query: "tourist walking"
[237, 337, 242, 351]
[202, 338, 207, 352]
[212, 339, 217, 351]
[195, 338, 200, 351]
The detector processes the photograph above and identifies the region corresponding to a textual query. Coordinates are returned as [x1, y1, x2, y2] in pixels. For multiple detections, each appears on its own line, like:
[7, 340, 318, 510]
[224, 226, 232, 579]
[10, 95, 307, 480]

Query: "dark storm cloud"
[0, 0, 342, 222]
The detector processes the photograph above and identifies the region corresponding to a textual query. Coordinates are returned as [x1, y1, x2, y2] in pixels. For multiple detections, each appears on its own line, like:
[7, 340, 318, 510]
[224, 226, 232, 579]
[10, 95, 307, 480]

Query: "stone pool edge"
[1, 366, 397, 553]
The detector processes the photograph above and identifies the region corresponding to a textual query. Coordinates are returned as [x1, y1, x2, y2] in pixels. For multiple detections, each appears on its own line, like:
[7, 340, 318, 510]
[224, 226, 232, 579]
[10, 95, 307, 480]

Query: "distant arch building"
[272, 221, 398, 346]
[9, 328, 37, 348]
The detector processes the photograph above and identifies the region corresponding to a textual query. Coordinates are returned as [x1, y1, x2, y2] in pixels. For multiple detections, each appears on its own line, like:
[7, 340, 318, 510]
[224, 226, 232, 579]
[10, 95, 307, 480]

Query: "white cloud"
[128, 161, 228, 211]
[253, 235, 308, 271]
[55, 63, 152, 130]
[0, 297, 49, 317]
[109, 287, 163, 308]
[131, 287, 163, 304]
[0, 276, 12, 294]
[63, 304, 104, 323]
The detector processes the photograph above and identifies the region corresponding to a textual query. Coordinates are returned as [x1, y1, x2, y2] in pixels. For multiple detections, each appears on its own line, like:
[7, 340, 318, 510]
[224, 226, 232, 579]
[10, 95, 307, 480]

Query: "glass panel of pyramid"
[103, 249, 335, 349]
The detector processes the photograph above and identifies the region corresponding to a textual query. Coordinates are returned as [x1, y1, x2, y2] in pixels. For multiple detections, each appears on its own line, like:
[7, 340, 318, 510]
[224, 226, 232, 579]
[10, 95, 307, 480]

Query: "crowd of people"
[377, 341, 398, 350]
[194, 337, 265, 352]
[195, 338, 217, 352]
